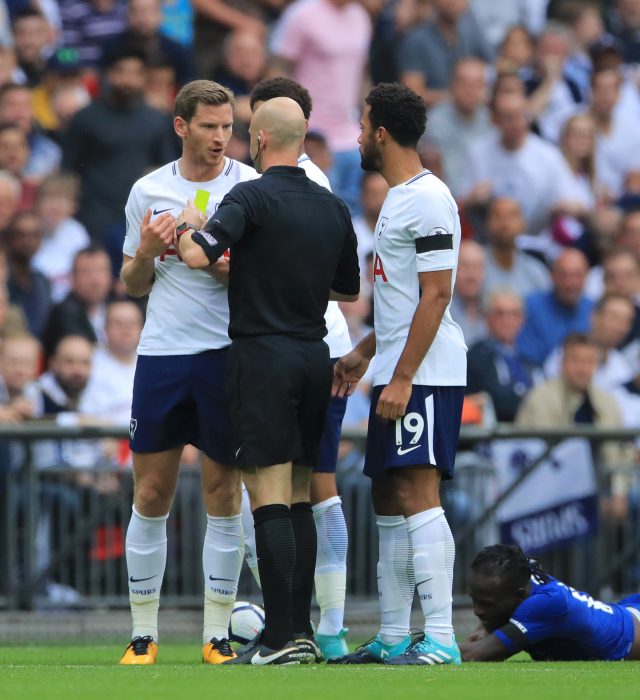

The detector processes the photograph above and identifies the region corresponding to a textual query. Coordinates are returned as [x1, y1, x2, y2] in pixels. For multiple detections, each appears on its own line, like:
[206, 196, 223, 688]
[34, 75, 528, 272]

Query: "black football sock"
[291, 501, 317, 635]
[253, 504, 296, 649]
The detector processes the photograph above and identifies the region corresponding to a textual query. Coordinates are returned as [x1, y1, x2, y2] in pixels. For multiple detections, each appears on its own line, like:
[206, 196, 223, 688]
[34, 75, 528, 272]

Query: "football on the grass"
[228, 601, 265, 644]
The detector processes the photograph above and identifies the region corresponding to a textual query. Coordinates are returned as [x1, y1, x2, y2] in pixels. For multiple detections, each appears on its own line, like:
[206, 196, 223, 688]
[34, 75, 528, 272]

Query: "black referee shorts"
[227, 335, 332, 469]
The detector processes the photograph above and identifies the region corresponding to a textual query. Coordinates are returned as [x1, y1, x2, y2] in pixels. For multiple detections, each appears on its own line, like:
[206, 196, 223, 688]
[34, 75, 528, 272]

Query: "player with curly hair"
[330, 83, 466, 667]
[462, 544, 640, 661]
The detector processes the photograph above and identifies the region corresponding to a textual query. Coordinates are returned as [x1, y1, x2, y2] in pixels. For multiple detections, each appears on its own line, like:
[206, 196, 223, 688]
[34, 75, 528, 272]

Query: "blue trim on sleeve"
[494, 630, 516, 652]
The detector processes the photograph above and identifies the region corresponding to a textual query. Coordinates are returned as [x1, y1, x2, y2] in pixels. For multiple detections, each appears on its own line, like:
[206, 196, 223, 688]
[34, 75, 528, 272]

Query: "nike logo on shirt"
[397, 445, 421, 456]
[153, 207, 172, 215]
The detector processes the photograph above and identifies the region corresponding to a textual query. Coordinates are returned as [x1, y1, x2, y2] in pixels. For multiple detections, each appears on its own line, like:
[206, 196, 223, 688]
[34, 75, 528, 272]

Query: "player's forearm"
[355, 330, 376, 361]
[178, 231, 218, 269]
[120, 254, 155, 298]
[459, 637, 513, 662]
[392, 290, 449, 384]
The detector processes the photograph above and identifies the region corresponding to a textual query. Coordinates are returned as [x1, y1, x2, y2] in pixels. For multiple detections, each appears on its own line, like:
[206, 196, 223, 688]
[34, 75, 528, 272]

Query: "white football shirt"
[123, 158, 258, 355]
[372, 170, 467, 387]
[81, 346, 137, 426]
[298, 153, 352, 357]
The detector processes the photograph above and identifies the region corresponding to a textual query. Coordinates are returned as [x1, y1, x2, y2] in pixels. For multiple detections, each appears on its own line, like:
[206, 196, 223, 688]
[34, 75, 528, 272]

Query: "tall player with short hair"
[330, 83, 467, 666]
[239, 77, 352, 660]
[119, 80, 258, 665]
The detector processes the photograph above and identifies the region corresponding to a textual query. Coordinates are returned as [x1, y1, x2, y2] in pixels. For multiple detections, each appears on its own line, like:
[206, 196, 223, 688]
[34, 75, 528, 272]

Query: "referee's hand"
[332, 350, 369, 399]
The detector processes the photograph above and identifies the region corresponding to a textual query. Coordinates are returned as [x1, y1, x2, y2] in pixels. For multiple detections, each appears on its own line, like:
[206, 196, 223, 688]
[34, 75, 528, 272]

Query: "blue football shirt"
[494, 575, 639, 661]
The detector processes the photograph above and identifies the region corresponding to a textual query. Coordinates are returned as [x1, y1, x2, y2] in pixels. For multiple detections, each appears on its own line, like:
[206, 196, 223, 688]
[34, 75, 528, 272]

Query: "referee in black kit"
[176, 97, 360, 665]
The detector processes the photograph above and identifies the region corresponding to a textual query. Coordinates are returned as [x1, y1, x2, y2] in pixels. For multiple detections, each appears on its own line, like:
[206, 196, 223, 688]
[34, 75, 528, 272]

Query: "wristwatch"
[176, 221, 198, 239]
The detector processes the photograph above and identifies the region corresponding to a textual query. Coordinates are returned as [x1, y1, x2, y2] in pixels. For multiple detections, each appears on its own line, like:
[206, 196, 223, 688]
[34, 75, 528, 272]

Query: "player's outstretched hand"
[466, 623, 490, 643]
[139, 209, 176, 259]
[376, 378, 412, 421]
[332, 350, 370, 398]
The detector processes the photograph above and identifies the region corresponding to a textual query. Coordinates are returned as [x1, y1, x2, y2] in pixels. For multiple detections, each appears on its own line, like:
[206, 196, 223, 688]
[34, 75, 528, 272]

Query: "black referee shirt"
[196, 165, 360, 340]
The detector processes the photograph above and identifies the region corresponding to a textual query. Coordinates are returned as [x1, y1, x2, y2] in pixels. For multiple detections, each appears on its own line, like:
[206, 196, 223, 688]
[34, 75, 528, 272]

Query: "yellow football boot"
[202, 637, 237, 664]
[120, 636, 158, 665]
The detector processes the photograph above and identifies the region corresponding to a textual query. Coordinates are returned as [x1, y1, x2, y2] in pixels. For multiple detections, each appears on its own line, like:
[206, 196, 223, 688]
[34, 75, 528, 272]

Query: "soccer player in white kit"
[119, 81, 258, 665]
[239, 78, 353, 660]
[331, 83, 467, 666]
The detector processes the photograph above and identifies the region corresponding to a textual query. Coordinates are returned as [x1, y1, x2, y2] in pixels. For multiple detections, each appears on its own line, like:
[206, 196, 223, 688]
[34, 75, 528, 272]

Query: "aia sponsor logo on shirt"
[373, 253, 387, 282]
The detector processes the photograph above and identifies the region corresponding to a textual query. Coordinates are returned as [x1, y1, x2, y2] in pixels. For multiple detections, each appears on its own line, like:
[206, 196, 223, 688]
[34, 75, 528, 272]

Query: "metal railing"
[1, 423, 639, 610]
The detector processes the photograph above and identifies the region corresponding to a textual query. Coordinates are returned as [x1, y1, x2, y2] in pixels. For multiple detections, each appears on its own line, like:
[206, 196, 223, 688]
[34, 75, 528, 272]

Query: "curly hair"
[471, 544, 550, 588]
[365, 83, 426, 148]
[249, 78, 313, 120]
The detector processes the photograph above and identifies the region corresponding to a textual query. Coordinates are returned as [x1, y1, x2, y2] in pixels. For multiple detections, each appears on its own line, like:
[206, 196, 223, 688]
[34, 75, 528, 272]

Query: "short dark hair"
[73, 245, 110, 272]
[562, 331, 597, 352]
[249, 78, 312, 120]
[101, 42, 147, 71]
[0, 83, 30, 105]
[174, 80, 234, 123]
[593, 292, 634, 315]
[471, 544, 549, 589]
[0, 121, 23, 137]
[304, 130, 328, 148]
[12, 7, 46, 25]
[364, 83, 426, 148]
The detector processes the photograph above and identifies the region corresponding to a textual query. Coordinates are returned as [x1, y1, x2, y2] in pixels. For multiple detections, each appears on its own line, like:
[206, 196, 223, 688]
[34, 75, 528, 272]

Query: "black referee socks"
[253, 504, 296, 649]
[291, 502, 317, 636]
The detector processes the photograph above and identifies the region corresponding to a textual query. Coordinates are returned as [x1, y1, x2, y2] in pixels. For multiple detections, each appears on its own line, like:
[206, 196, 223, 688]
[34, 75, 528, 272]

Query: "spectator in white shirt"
[32, 173, 90, 302]
[590, 69, 640, 200]
[451, 239, 487, 345]
[82, 300, 142, 426]
[426, 57, 493, 197]
[525, 22, 584, 144]
[483, 197, 552, 297]
[0, 333, 40, 424]
[462, 91, 581, 236]
[544, 293, 636, 391]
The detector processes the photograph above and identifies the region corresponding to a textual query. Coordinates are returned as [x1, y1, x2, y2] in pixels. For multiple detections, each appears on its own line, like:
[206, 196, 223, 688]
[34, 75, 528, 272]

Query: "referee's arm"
[330, 223, 360, 302]
[178, 196, 248, 269]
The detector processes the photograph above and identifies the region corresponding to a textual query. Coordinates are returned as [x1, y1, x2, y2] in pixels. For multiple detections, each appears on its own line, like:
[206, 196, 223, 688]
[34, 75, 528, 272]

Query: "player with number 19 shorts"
[331, 83, 467, 668]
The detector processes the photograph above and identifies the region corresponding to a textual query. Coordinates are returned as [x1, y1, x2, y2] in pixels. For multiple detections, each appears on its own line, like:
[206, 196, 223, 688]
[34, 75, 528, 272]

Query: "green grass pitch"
[0, 644, 636, 700]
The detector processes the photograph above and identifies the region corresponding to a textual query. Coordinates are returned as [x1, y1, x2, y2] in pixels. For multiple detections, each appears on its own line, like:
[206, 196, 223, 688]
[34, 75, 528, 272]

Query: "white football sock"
[203, 514, 244, 644]
[313, 496, 348, 636]
[240, 485, 261, 586]
[406, 507, 455, 647]
[376, 515, 415, 645]
[126, 506, 168, 642]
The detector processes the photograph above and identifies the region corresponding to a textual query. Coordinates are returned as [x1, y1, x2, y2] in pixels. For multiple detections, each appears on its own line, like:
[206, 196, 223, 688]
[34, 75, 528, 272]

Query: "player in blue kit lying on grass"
[461, 544, 640, 661]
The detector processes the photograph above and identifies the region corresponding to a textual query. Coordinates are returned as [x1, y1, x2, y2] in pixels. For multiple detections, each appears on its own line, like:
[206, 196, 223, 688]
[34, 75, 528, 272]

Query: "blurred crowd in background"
[0, 0, 640, 503]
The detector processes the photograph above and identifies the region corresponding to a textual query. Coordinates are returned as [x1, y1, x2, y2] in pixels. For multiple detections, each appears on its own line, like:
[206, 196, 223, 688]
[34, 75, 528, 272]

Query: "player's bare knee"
[134, 480, 174, 515]
[203, 484, 241, 516]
